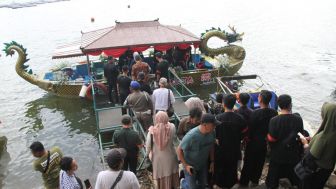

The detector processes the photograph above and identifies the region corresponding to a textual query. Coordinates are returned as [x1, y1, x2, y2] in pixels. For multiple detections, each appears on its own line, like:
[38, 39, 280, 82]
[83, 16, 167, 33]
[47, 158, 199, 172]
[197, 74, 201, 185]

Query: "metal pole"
[86, 55, 91, 76]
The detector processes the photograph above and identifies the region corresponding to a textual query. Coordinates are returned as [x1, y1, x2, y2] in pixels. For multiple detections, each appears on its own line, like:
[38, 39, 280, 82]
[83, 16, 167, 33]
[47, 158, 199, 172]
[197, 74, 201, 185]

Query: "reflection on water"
[22, 95, 96, 134]
[1, 95, 103, 188]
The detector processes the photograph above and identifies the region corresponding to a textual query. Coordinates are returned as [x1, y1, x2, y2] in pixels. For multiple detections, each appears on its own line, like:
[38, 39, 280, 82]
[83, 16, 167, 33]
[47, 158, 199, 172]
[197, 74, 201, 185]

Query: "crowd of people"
[30, 91, 336, 189]
[29, 53, 335, 189]
[103, 52, 170, 104]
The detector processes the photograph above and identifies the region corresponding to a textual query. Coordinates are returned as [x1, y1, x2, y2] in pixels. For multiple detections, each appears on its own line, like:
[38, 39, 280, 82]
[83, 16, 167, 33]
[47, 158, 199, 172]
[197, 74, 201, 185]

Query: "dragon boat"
[3, 20, 245, 98]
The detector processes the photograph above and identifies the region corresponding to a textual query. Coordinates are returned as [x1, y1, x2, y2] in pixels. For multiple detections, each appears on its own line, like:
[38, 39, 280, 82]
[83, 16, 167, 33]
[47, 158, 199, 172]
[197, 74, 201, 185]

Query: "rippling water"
[0, 0, 336, 188]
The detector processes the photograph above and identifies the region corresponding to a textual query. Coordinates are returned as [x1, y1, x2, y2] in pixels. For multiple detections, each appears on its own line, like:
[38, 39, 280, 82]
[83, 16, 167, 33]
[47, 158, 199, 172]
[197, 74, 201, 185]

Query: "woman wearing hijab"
[146, 111, 179, 189]
[300, 102, 336, 189]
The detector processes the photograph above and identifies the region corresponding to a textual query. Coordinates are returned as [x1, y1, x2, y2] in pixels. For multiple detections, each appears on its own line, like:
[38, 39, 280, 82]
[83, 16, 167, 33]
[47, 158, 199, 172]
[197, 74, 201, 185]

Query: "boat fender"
[79, 84, 89, 98]
[85, 83, 108, 101]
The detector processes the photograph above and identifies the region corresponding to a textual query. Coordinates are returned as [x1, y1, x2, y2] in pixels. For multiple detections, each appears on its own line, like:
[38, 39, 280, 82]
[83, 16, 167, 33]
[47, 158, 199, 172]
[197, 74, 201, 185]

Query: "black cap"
[155, 52, 162, 58]
[201, 113, 221, 126]
[106, 148, 127, 168]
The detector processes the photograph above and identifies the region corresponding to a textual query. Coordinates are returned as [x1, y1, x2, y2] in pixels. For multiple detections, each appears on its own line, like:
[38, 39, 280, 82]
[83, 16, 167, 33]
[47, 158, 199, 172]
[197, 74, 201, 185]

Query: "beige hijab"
[148, 111, 172, 150]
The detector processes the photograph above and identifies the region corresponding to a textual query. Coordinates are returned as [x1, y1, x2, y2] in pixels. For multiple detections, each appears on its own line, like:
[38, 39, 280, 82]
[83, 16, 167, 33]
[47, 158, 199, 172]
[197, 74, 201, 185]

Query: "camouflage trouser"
[135, 112, 153, 132]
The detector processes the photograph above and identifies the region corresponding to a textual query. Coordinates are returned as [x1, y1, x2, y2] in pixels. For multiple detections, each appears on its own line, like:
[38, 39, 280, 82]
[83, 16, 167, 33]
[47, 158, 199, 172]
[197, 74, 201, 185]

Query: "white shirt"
[95, 170, 140, 189]
[152, 88, 175, 111]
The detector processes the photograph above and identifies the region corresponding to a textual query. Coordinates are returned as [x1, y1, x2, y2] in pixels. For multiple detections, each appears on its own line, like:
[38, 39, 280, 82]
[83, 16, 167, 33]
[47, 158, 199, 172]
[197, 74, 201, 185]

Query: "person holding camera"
[266, 94, 304, 189]
[177, 113, 219, 189]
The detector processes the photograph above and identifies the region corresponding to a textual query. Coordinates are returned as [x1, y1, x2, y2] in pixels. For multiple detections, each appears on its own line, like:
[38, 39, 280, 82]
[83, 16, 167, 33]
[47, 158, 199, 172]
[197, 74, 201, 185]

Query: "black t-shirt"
[156, 60, 169, 79]
[139, 81, 153, 95]
[236, 106, 253, 125]
[117, 75, 131, 95]
[268, 114, 304, 164]
[215, 112, 247, 161]
[249, 108, 278, 143]
[104, 63, 119, 84]
[113, 128, 142, 157]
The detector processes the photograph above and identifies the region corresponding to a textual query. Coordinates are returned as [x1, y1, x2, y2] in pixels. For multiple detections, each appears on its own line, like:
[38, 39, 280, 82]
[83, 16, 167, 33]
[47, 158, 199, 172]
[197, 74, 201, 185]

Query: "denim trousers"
[181, 166, 207, 189]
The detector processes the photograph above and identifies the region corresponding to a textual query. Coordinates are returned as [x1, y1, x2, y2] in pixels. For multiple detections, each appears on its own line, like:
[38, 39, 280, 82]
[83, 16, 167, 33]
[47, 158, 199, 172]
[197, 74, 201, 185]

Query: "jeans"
[181, 166, 207, 189]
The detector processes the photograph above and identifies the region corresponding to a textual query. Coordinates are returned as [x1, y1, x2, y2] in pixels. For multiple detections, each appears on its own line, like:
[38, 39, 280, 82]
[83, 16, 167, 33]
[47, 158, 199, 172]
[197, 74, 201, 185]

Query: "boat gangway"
[90, 68, 196, 172]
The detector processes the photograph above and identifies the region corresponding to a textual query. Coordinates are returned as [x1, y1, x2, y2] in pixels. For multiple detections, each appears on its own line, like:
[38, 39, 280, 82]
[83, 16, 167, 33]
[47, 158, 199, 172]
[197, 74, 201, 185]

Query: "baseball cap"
[201, 113, 221, 126]
[155, 52, 162, 58]
[130, 81, 140, 89]
[106, 148, 127, 168]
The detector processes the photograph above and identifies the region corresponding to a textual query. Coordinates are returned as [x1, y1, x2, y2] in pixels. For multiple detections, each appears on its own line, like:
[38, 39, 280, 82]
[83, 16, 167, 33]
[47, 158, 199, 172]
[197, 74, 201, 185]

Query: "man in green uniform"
[113, 115, 143, 174]
[30, 141, 63, 189]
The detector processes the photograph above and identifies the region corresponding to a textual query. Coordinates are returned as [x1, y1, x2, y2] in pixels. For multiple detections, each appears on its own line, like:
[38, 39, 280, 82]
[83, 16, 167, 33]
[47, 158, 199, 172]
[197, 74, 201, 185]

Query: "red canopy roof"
[52, 20, 200, 59]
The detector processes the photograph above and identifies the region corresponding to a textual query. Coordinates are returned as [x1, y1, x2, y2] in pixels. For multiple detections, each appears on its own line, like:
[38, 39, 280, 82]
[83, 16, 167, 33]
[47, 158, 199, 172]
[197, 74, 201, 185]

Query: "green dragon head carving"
[3, 41, 32, 73]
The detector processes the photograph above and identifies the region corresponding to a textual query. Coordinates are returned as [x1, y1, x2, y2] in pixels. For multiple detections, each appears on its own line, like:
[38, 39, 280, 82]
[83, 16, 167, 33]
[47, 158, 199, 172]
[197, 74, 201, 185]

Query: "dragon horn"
[228, 25, 237, 33]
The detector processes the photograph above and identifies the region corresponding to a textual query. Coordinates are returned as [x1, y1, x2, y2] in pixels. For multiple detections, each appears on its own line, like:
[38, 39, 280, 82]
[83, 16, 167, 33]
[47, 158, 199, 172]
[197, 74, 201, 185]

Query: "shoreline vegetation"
[0, 0, 70, 9]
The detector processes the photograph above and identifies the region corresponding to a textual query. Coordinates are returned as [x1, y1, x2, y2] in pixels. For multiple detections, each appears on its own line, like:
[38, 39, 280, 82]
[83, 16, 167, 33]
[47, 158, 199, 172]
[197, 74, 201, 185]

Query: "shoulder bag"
[110, 170, 124, 189]
[43, 151, 51, 173]
[294, 151, 319, 180]
[148, 133, 154, 162]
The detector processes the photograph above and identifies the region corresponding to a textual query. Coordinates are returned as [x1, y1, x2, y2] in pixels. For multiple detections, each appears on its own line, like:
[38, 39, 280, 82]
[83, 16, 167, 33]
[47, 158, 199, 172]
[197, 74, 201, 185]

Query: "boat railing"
[128, 108, 149, 169]
[90, 68, 196, 170]
[91, 77, 149, 170]
[168, 68, 196, 101]
[216, 77, 234, 94]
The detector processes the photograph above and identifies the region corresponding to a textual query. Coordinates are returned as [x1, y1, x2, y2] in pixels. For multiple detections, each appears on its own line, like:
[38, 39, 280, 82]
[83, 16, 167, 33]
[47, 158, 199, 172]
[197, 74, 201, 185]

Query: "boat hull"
[176, 62, 243, 86]
[50, 84, 83, 98]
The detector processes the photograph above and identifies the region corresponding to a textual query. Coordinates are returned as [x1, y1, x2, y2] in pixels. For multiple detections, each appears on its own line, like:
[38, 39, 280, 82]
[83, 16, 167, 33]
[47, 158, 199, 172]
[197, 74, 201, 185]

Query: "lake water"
[0, 0, 336, 188]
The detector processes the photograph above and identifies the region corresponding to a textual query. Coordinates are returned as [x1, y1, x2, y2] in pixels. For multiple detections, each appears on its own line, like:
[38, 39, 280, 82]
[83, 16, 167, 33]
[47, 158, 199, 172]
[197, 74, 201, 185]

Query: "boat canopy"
[52, 20, 200, 59]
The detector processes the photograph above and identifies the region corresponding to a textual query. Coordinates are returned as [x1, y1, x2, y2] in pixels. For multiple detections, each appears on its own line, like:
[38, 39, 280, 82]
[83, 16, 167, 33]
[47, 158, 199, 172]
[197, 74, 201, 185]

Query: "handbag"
[166, 89, 174, 117]
[147, 134, 153, 172]
[294, 151, 319, 180]
[75, 175, 84, 189]
[148, 134, 153, 162]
